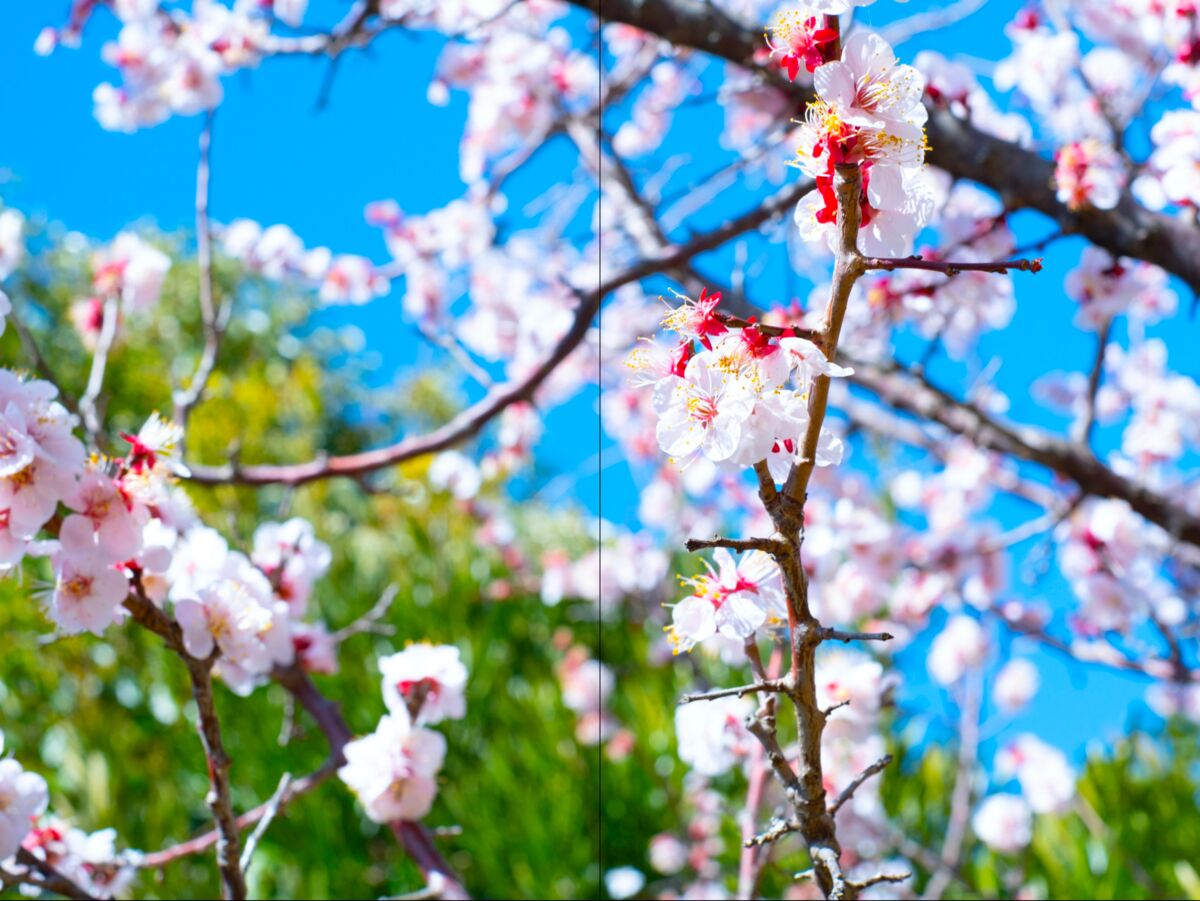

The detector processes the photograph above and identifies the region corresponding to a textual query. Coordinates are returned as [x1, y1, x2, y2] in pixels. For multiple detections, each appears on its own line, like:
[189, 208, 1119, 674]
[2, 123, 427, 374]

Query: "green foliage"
[0, 224, 600, 899]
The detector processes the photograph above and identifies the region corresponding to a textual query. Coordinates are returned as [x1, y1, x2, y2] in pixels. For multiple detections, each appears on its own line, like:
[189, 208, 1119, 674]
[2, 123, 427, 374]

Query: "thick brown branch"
[783, 164, 865, 503]
[571, 0, 1200, 293]
[847, 359, 1200, 548]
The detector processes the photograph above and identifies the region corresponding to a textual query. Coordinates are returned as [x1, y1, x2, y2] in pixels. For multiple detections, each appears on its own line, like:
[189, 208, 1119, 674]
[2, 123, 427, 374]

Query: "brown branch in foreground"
[783, 164, 865, 505]
[710, 310, 823, 343]
[184, 660, 247, 900]
[738, 643, 782, 899]
[12, 849, 98, 901]
[819, 628, 894, 644]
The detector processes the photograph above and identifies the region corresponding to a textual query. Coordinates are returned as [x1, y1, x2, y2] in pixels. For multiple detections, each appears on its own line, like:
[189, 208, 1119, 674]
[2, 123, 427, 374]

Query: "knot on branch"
[765, 491, 807, 536]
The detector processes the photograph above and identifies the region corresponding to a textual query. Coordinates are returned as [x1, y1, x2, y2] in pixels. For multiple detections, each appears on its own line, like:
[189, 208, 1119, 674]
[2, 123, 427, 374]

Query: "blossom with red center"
[1054, 138, 1124, 211]
[666, 548, 786, 653]
[765, 11, 839, 81]
[379, 643, 468, 724]
[661, 288, 727, 350]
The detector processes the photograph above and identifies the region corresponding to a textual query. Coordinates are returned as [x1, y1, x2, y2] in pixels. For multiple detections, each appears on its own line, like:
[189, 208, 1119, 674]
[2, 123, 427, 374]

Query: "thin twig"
[332, 584, 400, 644]
[239, 772, 292, 872]
[819, 628, 894, 644]
[679, 678, 790, 704]
[829, 755, 893, 816]
[78, 295, 120, 443]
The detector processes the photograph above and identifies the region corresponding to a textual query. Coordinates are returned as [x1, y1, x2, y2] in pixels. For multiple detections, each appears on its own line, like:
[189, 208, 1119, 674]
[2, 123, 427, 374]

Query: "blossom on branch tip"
[764, 9, 838, 81]
[380, 644, 468, 725]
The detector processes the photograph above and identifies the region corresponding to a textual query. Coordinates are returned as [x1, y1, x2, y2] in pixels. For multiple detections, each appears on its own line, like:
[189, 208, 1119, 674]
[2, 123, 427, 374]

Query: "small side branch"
[829, 755, 893, 817]
[239, 772, 292, 873]
[747, 816, 800, 847]
[684, 535, 785, 554]
[679, 678, 790, 704]
[78, 295, 120, 443]
[819, 628, 894, 644]
[861, 255, 1043, 275]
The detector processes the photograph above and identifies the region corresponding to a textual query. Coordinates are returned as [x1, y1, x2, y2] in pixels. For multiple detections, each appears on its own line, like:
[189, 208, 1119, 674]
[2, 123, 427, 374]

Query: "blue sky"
[2, 1, 1194, 768]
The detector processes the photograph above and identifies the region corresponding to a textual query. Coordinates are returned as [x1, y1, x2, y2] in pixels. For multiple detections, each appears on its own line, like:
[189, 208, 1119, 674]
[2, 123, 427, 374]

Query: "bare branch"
[679, 679, 790, 704]
[819, 628, 894, 644]
[239, 772, 292, 873]
[332, 583, 400, 644]
[829, 755, 893, 816]
[184, 179, 809, 487]
[78, 295, 120, 443]
[684, 535, 785, 554]
[861, 255, 1043, 275]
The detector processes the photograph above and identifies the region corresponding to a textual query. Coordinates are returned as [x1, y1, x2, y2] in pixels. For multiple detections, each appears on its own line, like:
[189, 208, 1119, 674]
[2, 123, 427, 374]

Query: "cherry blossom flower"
[318, 254, 389, 305]
[291, 621, 339, 675]
[251, 517, 331, 614]
[65, 467, 146, 562]
[765, 8, 838, 81]
[654, 353, 755, 466]
[996, 733, 1076, 815]
[0, 732, 49, 861]
[1065, 247, 1177, 330]
[927, 614, 988, 686]
[0, 208, 25, 280]
[44, 515, 130, 636]
[92, 231, 171, 312]
[667, 548, 785, 653]
[380, 644, 468, 725]
[175, 579, 274, 670]
[972, 794, 1033, 854]
[993, 659, 1040, 713]
[338, 713, 447, 822]
[1055, 139, 1126, 211]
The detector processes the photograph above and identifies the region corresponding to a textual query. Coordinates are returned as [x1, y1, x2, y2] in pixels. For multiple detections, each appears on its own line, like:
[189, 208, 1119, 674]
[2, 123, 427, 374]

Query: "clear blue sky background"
[2, 1, 1195, 774]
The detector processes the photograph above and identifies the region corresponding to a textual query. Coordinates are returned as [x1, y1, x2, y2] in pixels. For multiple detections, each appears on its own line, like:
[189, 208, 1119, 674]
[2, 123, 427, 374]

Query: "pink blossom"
[337, 714, 446, 822]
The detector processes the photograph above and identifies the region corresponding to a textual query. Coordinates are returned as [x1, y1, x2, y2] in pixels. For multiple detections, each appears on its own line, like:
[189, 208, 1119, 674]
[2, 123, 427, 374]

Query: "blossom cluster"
[789, 28, 933, 256]
[220, 219, 389, 306]
[338, 643, 467, 822]
[632, 288, 849, 477]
